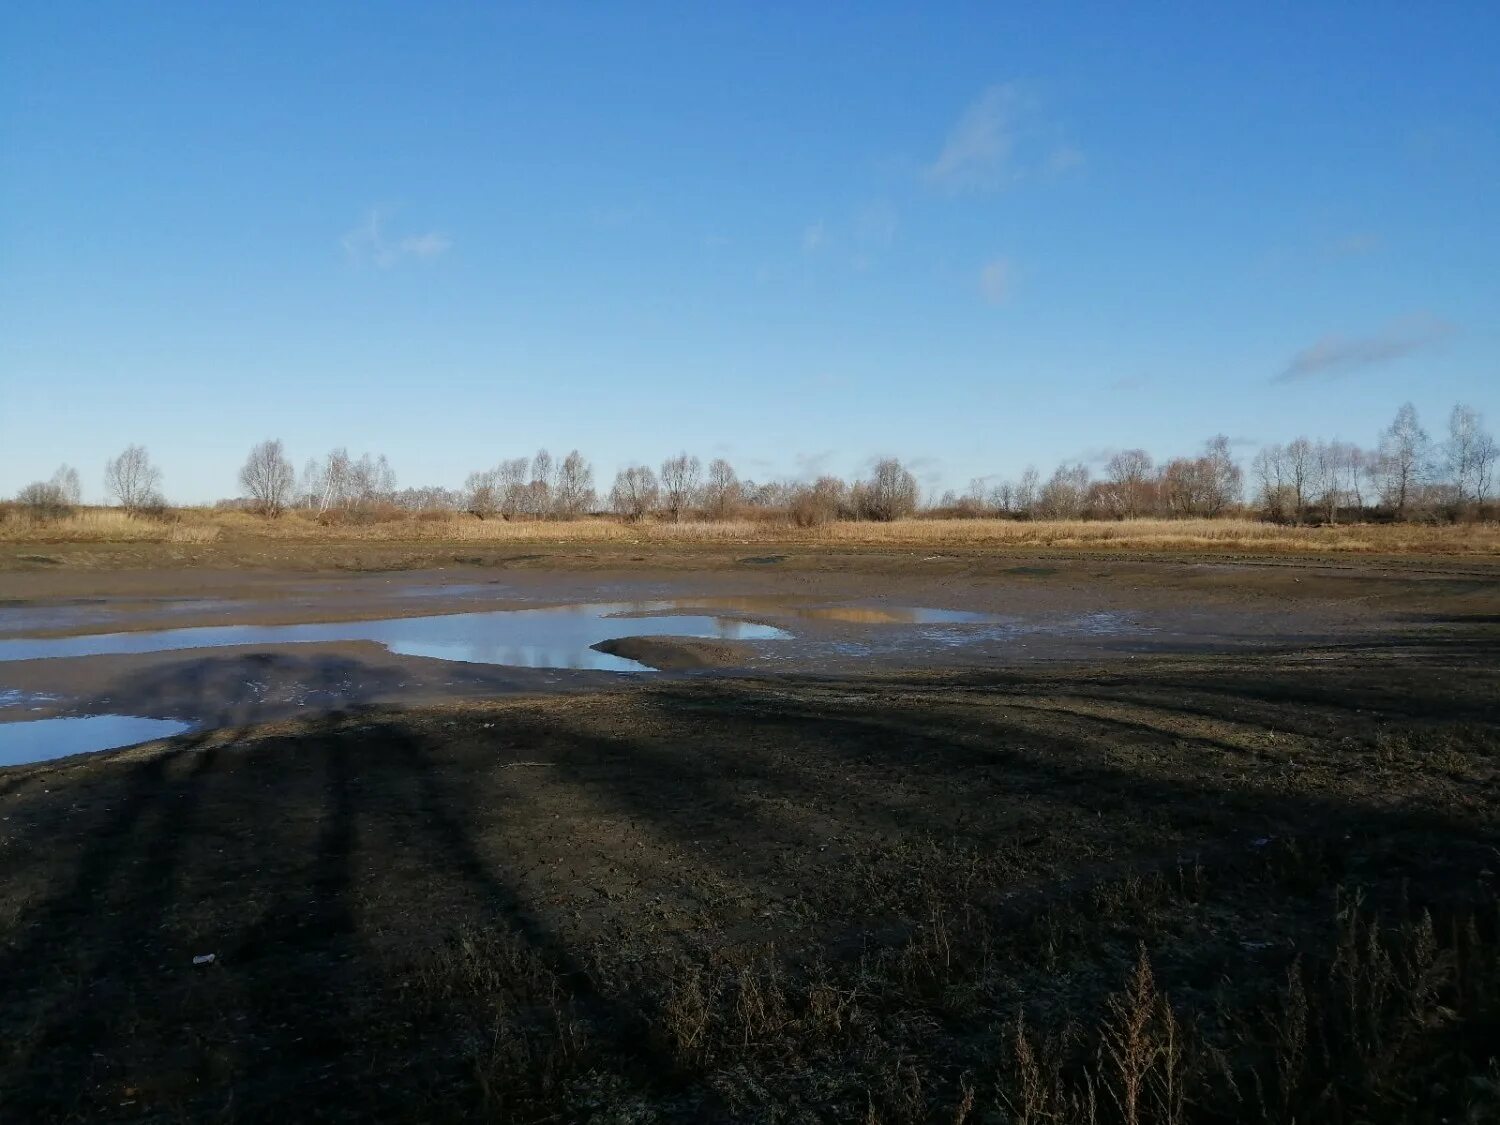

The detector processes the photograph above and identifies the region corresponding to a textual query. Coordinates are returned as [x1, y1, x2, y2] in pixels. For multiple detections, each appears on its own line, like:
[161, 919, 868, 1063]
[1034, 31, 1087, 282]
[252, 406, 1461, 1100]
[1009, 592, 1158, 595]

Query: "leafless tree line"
[940, 436, 1243, 520]
[13, 446, 162, 519]
[1250, 403, 1496, 524]
[11, 405, 1497, 526]
[10, 443, 171, 520]
[464, 449, 596, 520]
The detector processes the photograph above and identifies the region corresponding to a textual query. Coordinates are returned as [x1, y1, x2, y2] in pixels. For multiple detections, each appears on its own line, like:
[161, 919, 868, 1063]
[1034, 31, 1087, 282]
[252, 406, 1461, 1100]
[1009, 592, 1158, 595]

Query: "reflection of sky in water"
[0, 688, 60, 710]
[0, 604, 790, 672]
[613, 598, 1003, 625]
[0, 715, 193, 766]
[794, 606, 996, 624]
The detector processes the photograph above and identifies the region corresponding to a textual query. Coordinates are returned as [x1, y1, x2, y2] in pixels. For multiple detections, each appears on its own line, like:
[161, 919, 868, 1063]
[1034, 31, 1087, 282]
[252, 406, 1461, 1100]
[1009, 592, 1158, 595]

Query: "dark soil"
[1, 630, 1499, 1121]
[1, 550, 1499, 1121]
[591, 635, 754, 669]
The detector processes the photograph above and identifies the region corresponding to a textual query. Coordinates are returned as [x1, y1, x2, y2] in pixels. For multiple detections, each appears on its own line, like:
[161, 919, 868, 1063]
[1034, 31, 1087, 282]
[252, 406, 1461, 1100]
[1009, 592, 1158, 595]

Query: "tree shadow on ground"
[0, 644, 1496, 1121]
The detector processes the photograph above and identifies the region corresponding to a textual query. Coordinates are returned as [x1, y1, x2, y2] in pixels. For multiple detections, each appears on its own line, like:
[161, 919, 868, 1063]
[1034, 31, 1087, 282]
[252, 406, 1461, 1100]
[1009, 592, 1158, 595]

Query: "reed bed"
[2, 509, 1497, 554]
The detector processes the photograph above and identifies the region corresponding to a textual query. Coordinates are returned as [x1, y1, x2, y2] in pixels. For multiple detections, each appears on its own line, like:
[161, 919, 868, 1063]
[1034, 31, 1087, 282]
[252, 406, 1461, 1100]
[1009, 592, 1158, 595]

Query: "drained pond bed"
[0, 644, 1496, 1123]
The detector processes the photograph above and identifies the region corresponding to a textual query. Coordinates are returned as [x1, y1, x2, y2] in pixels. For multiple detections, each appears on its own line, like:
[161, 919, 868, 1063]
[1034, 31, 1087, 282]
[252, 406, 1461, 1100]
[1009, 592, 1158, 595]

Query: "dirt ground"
[0, 546, 1498, 1121]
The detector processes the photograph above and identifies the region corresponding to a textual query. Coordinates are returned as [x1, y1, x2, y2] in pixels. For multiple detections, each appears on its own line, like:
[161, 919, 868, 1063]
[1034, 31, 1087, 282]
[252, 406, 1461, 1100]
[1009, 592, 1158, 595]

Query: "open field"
[1, 553, 1498, 1121]
[2, 648, 1498, 1122]
[3, 509, 1500, 557]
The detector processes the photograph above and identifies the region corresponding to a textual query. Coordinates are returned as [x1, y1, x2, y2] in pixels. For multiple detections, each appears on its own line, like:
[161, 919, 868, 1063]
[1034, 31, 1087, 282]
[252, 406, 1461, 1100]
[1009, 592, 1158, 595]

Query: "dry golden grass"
[0, 509, 224, 545]
[821, 517, 1500, 553]
[2, 509, 1497, 555]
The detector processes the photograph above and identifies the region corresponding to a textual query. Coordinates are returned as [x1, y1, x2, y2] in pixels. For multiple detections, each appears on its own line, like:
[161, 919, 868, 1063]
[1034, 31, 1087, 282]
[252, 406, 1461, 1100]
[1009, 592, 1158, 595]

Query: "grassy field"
[3, 508, 1499, 555]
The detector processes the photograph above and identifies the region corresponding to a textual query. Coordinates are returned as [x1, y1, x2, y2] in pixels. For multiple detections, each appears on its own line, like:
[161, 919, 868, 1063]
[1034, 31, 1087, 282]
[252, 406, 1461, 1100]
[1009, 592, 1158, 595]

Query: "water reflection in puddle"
[0, 688, 59, 711]
[0, 716, 193, 767]
[611, 598, 1001, 625]
[784, 605, 994, 624]
[0, 604, 791, 672]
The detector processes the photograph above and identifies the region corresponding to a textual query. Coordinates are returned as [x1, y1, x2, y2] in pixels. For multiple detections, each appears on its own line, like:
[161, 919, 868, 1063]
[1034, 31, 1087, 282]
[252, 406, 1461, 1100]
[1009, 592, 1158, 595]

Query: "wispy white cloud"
[1274, 314, 1453, 383]
[854, 200, 897, 249]
[342, 208, 451, 268]
[802, 222, 827, 252]
[979, 258, 1013, 305]
[926, 83, 1081, 193]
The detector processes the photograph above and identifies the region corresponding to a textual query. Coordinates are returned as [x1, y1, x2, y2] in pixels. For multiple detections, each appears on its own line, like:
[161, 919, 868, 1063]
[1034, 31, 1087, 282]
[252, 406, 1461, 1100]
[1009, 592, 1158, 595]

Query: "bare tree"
[307, 448, 393, 516]
[610, 465, 659, 520]
[1014, 466, 1040, 518]
[349, 453, 396, 508]
[955, 478, 990, 516]
[49, 464, 82, 507]
[554, 450, 595, 517]
[1038, 462, 1090, 519]
[852, 458, 919, 521]
[1104, 449, 1154, 518]
[464, 469, 500, 519]
[1160, 457, 1211, 516]
[104, 445, 163, 513]
[1284, 438, 1315, 523]
[1252, 446, 1288, 521]
[310, 448, 350, 515]
[16, 480, 73, 520]
[1335, 442, 1367, 512]
[393, 486, 460, 512]
[496, 457, 529, 518]
[238, 439, 295, 517]
[527, 449, 555, 517]
[703, 458, 741, 520]
[1447, 404, 1497, 508]
[788, 475, 847, 527]
[1376, 403, 1430, 516]
[1202, 435, 1242, 514]
[659, 452, 701, 522]
[989, 480, 1017, 515]
[296, 458, 322, 510]
[1311, 441, 1343, 525]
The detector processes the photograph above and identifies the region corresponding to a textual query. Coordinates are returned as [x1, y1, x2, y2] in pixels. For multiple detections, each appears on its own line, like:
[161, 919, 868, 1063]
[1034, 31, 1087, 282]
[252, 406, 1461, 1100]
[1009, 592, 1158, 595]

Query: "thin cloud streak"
[926, 83, 1081, 193]
[342, 208, 451, 268]
[1274, 315, 1454, 382]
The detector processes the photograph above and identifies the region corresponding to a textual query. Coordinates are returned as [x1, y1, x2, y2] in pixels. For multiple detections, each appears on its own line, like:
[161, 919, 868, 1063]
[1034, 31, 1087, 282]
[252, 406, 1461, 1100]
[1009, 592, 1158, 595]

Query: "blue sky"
[2, 2, 1497, 503]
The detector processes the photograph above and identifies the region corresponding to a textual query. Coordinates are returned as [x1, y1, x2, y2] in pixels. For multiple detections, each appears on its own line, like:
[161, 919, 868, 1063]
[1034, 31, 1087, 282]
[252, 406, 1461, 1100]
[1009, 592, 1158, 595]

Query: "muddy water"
[0, 588, 1134, 765]
[0, 602, 792, 672]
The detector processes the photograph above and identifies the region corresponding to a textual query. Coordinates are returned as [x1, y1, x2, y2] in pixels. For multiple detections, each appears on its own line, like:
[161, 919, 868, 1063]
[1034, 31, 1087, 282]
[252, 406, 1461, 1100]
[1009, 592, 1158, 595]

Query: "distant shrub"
[16, 481, 74, 521]
[787, 477, 846, 528]
[135, 493, 173, 521]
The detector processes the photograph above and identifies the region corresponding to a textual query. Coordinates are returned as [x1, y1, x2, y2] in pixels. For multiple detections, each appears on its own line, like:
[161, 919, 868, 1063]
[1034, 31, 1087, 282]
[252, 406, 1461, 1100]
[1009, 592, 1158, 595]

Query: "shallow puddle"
[598, 597, 1005, 626]
[782, 605, 995, 624]
[0, 715, 193, 767]
[0, 603, 791, 673]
